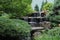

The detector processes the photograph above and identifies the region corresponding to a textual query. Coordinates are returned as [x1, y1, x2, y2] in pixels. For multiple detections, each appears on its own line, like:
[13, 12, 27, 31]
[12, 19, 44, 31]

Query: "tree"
[34, 4, 39, 12]
[42, 3, 53, 11]
[40, 0, 53, 12]
[40, 0, 47, 11]
[0, 0, 33, 19]
[47, 0, 60, 27]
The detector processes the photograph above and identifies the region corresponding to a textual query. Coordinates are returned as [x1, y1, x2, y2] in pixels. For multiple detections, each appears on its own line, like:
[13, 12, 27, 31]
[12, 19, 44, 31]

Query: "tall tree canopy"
[0, 0, 32, 18]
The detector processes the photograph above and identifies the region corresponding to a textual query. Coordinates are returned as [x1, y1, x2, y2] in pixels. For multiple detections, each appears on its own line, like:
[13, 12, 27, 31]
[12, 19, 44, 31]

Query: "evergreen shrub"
[0, 18, 31, 40]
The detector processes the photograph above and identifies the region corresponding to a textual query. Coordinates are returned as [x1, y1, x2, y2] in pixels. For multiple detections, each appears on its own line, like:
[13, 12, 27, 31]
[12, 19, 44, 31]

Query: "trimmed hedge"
[0, 18, 31, 40]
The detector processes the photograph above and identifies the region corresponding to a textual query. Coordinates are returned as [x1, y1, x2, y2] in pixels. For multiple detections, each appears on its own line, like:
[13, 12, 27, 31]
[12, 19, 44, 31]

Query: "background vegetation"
[0, 0, 33, 19]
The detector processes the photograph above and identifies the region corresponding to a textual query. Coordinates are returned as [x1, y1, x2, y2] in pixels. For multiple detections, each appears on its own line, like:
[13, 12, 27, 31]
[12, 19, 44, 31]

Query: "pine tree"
[34, 4, 39, 12]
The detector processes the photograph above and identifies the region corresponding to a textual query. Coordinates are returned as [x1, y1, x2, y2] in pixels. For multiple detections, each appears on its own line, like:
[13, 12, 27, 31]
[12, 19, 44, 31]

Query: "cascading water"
[22, 12, 46, 27]
[28, 12, 45, 27]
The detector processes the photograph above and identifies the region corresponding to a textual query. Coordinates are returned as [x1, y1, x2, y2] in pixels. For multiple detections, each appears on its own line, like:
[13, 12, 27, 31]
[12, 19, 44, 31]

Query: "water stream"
[23, 12, 45, 27]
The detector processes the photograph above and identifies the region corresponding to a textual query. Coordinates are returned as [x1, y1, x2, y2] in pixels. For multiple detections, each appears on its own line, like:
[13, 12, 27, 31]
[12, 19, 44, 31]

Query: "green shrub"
[0, 18, 31, 40]
[46, 0, 60, 28]
[51, 23, 58, 27]
[34, 27, 60, 40]
[47, 27, 60, 36]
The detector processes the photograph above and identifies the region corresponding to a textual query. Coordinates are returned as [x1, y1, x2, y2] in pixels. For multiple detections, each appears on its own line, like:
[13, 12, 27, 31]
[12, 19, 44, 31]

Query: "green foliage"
[0, 0, 32, 40]
[0, 18, 31, 40]
[34, 27, 60, 40]
[46, 0, 60, 27]
[49, 15, 60, 22]
[46, 14, 60, 27]
[0, 0, 32, 18]
[34, 5, 39, 12]
[47, 27, 60, 36]
[0, 11, 11, 18]
[42, 3, 53, 11]
[54, 0, 60, 8]
[34, 34, 60, 40]
[51, 23, 58, 27]
[40, 0, 53, 18]
[40, 0, 53, 11]
[40, 0, 45, 11]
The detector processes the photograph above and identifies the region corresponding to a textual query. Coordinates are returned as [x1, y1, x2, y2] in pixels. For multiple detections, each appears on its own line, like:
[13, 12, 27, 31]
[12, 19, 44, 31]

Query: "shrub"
[0, 18, 31, 40]
[47, 27, 60, 36]
[51, 23, 58, 28]
[34, 27, 60, 40]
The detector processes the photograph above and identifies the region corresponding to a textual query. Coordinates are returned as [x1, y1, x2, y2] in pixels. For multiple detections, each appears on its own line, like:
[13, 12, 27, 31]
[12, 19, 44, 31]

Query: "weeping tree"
[0, 0, 33, 19]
